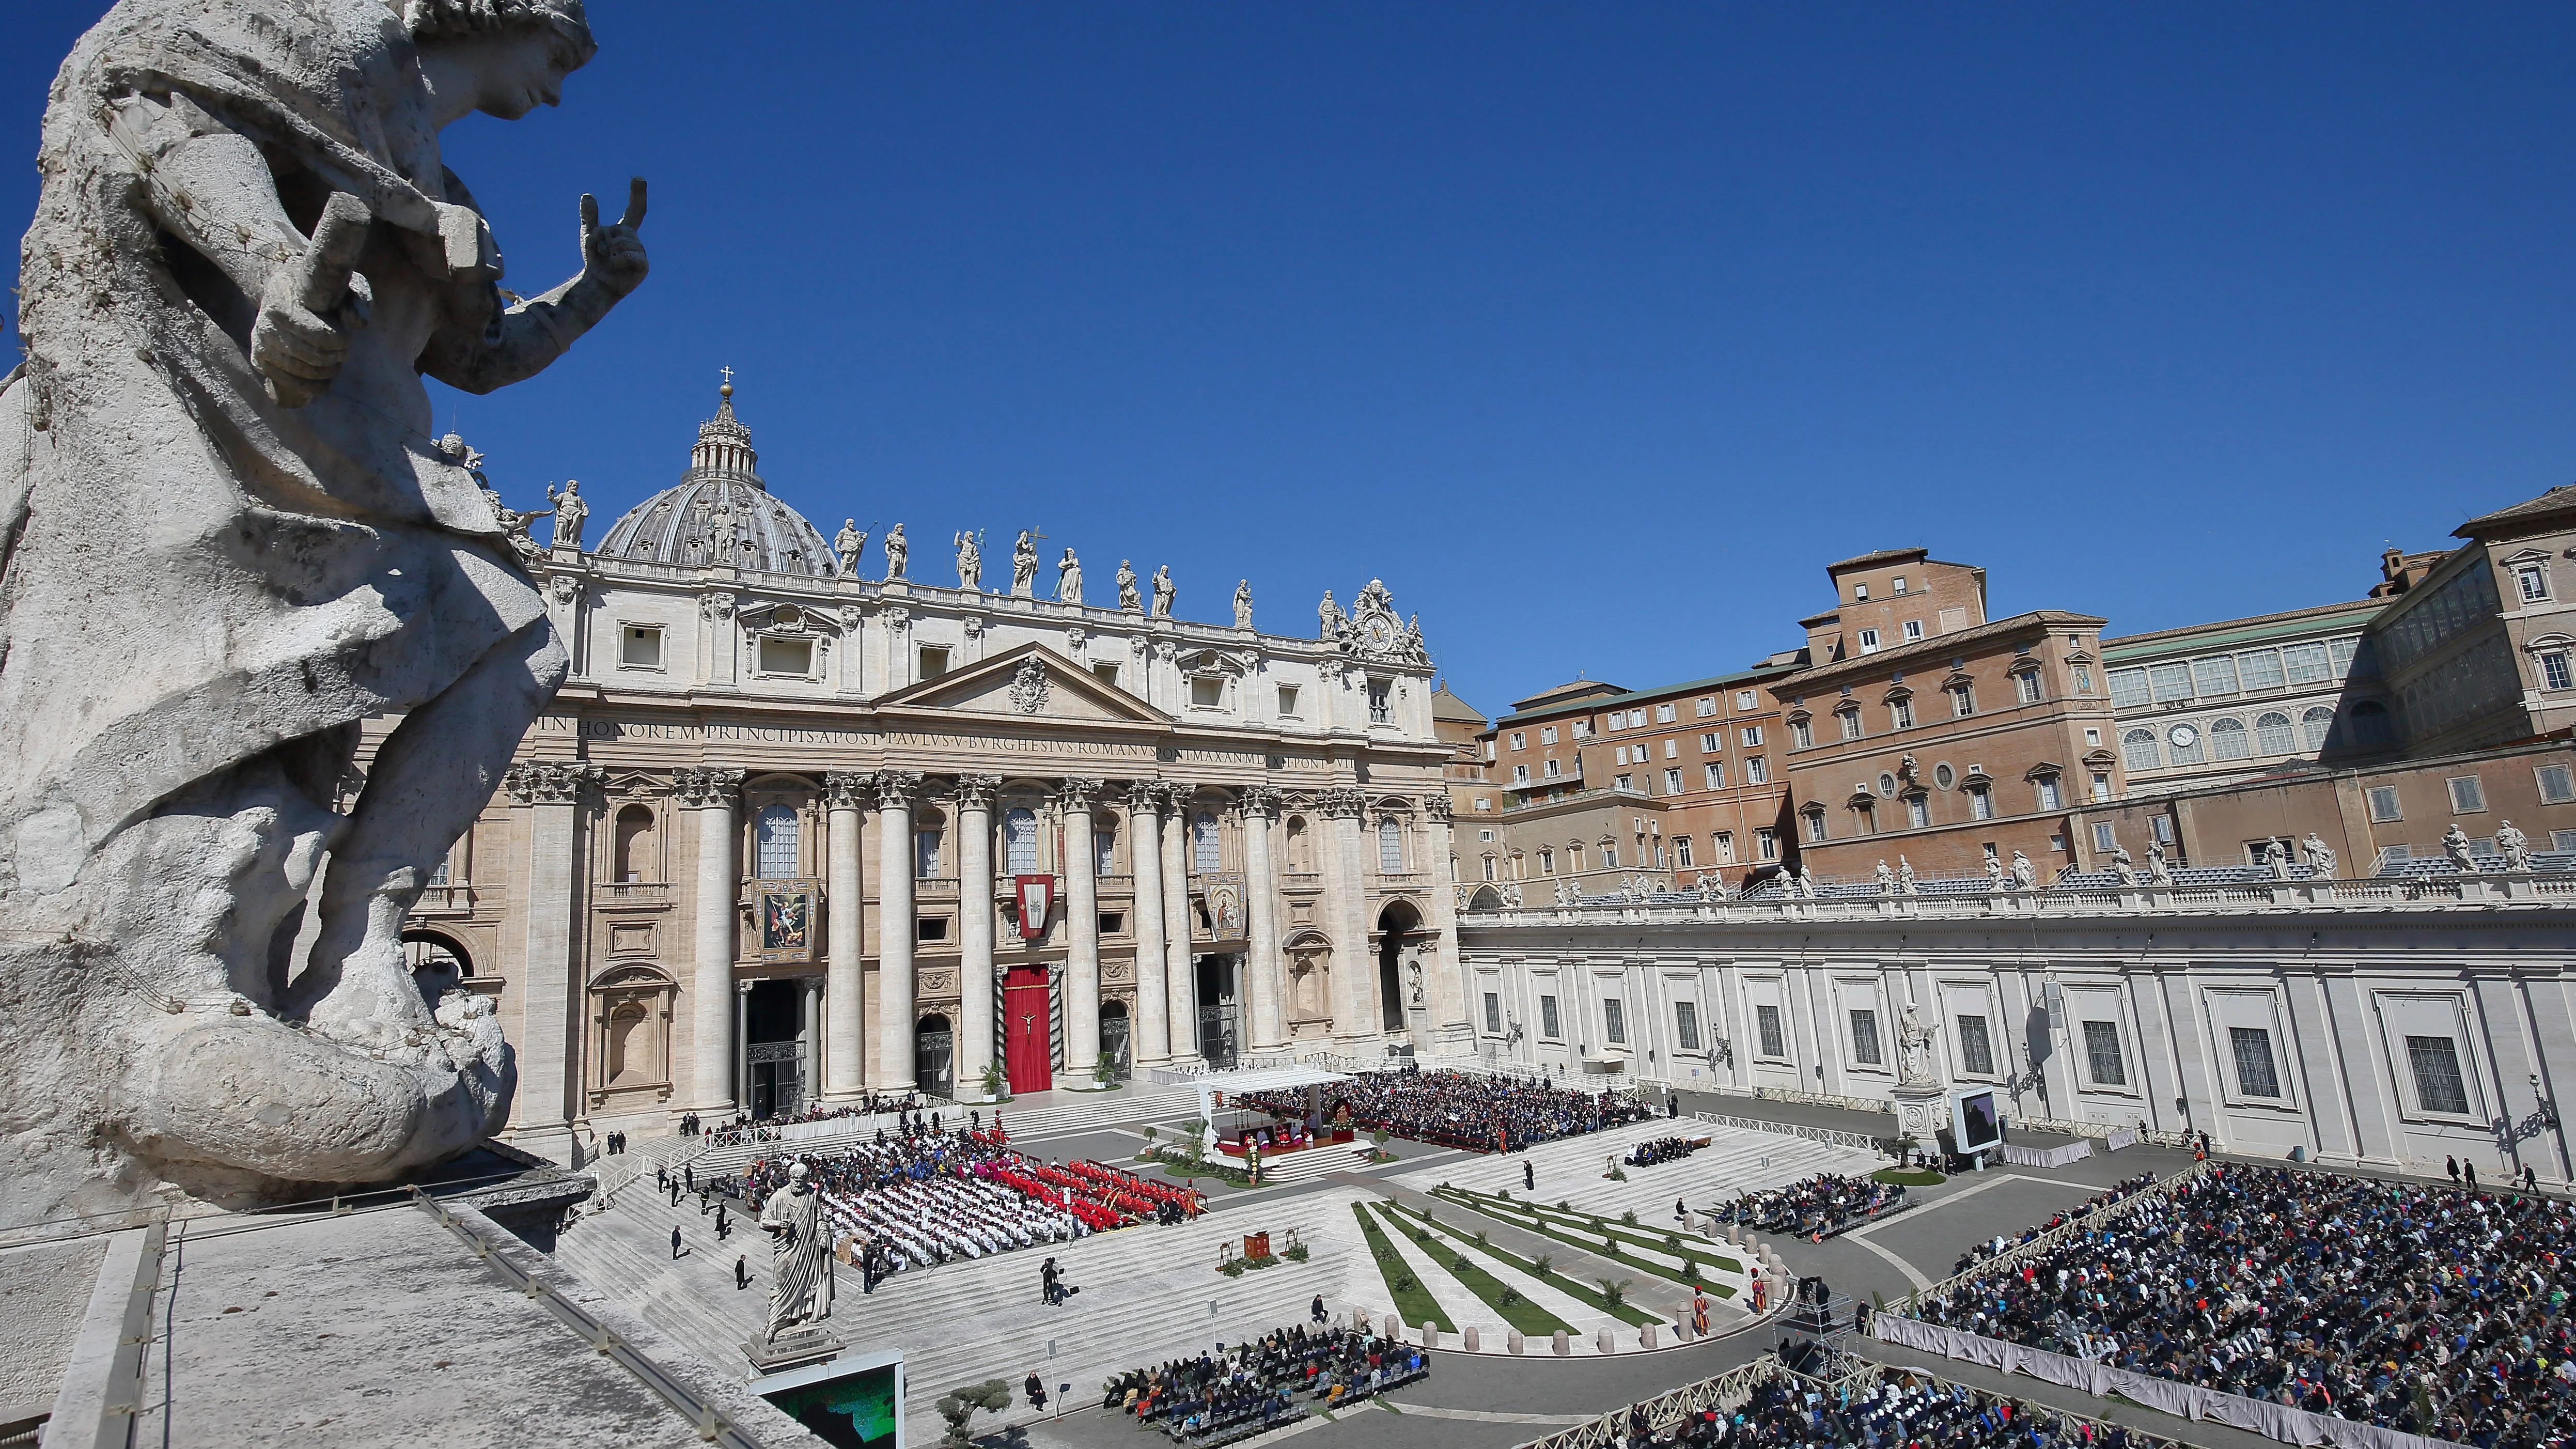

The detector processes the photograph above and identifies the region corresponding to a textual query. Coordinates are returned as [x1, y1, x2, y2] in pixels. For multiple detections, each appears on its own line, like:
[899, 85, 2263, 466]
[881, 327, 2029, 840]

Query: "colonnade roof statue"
[0, 0, 648, 1226]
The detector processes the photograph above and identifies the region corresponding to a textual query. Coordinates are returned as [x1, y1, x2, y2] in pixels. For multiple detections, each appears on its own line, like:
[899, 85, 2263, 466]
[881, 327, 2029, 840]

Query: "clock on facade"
[2166, 723, 2198, 750]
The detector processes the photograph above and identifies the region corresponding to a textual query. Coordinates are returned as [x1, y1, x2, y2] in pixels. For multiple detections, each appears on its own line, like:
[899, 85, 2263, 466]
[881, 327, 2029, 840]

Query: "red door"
[1004, 964, 1053, 1094]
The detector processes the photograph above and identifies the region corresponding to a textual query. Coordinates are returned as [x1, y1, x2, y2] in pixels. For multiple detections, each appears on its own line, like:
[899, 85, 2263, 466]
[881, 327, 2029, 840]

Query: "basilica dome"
[597, 383, 837, 577]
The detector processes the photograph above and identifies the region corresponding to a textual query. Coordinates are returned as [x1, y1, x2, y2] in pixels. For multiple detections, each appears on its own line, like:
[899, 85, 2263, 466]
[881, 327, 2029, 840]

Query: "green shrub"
[1599, 1279, 1632, 1308]
[936, 1379, 1014, 1448]
[1557, 1200, 1572, 1211]
[1608, 1167, 1628, 1181]
[1621, 1208, 1640, 1226]
[1453, 1255, 1473, 1273]
[1473, 1229, 1489, 1247]
[1393, 1273, 1419, 1293]
[1285, 1243, 1310, 1263]
[1498, 1286, 1524, 1307]
[1531, 1253, 1553, 1275]
[1219, 1259, 1246, 1277]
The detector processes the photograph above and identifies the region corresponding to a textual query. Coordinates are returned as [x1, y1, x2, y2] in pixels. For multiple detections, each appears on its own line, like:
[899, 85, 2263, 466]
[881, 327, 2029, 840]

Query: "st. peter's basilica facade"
[397, 386, 1462, 1160]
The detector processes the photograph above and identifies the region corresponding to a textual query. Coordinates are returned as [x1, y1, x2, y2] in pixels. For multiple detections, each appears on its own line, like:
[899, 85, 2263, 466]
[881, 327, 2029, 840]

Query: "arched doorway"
[916, 1013, 955, 1098]
[1098, 1001, 1132, 1081]
[1376, 900, 1423, 1033]
[403, 931, 470, 1007]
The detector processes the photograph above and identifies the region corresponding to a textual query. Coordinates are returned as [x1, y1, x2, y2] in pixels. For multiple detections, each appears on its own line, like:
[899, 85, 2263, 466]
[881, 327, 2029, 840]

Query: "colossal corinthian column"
[873, 771, 926, 1090]
[1237, 786, 1288, 1052]
[1126, 781, 1172, 1065]
[1160, 781, 1202, 1066]
[820, 772, 872, 1103]
[955, 774, 1003, 1099]
[1420, 793, 1472, 1047]
[1058, 778, 1105, 1082]
[678, 767, 745, 1115]
[1318, 787, 1377, 1047]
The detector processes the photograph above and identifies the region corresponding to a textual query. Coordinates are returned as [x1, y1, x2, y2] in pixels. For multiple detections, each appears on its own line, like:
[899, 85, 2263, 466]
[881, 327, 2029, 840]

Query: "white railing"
[1692, 1111, 1884, 1151]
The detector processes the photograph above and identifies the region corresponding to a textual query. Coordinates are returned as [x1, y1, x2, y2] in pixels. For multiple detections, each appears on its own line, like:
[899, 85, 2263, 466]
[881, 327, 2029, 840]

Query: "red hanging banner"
[1014, 874, 1055, 940]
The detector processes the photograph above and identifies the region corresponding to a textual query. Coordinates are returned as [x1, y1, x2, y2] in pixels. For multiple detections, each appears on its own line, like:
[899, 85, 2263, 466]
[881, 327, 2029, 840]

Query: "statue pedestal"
[1889, 1082, 1947, 1148]
[743, 1325, 844, 1376]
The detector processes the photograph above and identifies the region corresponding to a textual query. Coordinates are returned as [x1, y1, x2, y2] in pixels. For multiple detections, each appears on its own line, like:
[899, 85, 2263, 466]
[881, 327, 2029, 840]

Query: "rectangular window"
[1603, 999, 1626, 1045]
[1664, 768, 1683, 794]
[1952, 685, 1974, 718]
[1539, 995, 1562, 1040]
[1838, 710, 1862, 741]
[1699, 732, 1720, 752]
[2016, 671, 2043, 705]
[1190, 676, 1225, 708]
[2540, 765, 2576, 805]
[1098, 912, 1123, 935]
[2448, 775, 2487, 813]
[2406, 1035, 2472, 1115]
[2546, 653, 2574, 691]
[1695, 697, 1716, 718]
[1746, 756, 1768, 785]
[1367, 680, 1393, 724]
[1484, 993, 1502, 1035]
[1675, 835, 1694, 867]
[2093, 822, 2116, 852]
[916, 916, 948, 942]
[1656, 703, 1677, 724]
[1540, 725, 1558, 744]
[1903, 619, 1925, 642]
[2229, 1026, 2282, 1099]
[1509, 731, 1526, 750]
[2366, 785, 2403, 821]
[1543, 758, 1563, 778]
[2237, 648, 2285, 691]
[2083, 1020, 2127, 1086]
[2152, 815, 2173, 843]
[1892, 697, 1915, 729]
[1572, 720, 1591, 739]
[2108, 668, 2151, 708]
[1601, 843, 1619, 867]
[1970, 786, 1994, 820]
[2516, 564, 2551, 603]
[1740, 725, 1763, 747]
[2090, 771, 2112, 803]
[1614, 774, 1633, 791]
[1848, 1009, 1883, 1066]
[1907, 796, 1928, 829]
[1665, 739, 1679, 759]
[1738, 690, 1758, 709]
[620, 624, 664, 668]
[914, 828, 943, 878]
[1095, 830, 1116, 876]
[1956, 1015, 1995, 1076]
[2282, 642, 2332, 685]
[1891, 575, 1906, 594]
[1675, 1002, 1701, 1051]
[759, 636, 814, 676]
[1755, 828, 1778, 860]
[1792, 718, 1813, 747]
[1705, 763, 1725, 790]
[1614, 745, 1629, 766]
[1755, 1004, 1786, 1059]
[917, 645, 951, 680]
[2148, 662, 2195, 703]
[2036, 776, 2063, 811]
[1510, 764, 1529, 783]
[1857, 628, 1882, 654]
[2192, 656, 2240, 697]
[1275, 683, 1300, 716]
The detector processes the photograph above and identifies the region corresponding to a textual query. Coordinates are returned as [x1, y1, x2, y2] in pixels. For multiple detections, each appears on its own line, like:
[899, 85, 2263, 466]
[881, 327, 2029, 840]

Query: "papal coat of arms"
[1010, 656, 1050, 713]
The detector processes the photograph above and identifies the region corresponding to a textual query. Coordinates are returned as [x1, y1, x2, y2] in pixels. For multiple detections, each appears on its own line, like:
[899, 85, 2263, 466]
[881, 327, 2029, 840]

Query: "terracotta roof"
[1490, 662, 1802, 728]
[1774, 610, 2107, 693]
[1826, 547, 1929, 572]
[2457, 484, 2576, 539]
[1508, 678, 1627, 712]
[1430, 684, 1488, 726]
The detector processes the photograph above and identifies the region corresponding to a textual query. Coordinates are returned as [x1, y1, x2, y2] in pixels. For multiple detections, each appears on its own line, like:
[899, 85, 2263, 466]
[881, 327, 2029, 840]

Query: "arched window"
[1377, 817, 1404, 872]
[2121, 729, 2160, 771]
[2254, 711, 2294, 755]
[614, 804, 656, 882]
[1093, 819, 1117, 877]
[1005, 808, 1039, 874]
[2302, 706, 2336, 751]
[1538, 847, 1555, 874]
[1285, 816, 1310, 872]
[755, 804, 799, 878]
[1192, 811, 1220, 874]
[914, 814, 945, 879]
[2209, 717, 2249, 761]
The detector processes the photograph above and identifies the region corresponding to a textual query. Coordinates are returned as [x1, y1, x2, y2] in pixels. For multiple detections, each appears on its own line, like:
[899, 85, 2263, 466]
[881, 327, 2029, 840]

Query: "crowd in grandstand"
[1667, 1368, 2178, 1449]
[1625, 1135, 1709, 1167]
[1102, 1324, 1427, 1438]
[1913, 1164, 2574, 1446]
[736, 1127, 1199, 1277]
[1234, 1069, 1652, 1153]
[1715, 1173, 1909, 1238]
[1944, 1173, 2161, 1276]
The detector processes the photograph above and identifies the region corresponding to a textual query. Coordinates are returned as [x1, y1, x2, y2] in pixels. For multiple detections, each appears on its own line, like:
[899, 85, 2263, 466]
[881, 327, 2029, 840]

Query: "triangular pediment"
[877, 642, 1173, 725]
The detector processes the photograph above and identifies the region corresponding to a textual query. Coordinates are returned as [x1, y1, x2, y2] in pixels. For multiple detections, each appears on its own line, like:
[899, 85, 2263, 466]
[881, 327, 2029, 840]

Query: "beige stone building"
[398, 387, 1463, 1160]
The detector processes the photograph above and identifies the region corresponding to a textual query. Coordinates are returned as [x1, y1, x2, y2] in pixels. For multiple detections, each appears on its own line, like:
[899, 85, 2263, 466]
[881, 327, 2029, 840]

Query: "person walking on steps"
[2449, 1156, 2462, 1184]
[2466, 1160, 2479, 1189]
[1025, 1372, 1048, 1413]
[735, 1255, 749, 1290]
[1310, 1294, 1329, 1326]
[670, 1226, 682, 1260]
[1523, 1161, 1535, 1193]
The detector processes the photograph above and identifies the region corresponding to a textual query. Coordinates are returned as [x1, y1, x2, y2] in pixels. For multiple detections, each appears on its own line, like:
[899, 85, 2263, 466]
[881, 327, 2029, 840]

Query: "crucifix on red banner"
[1013, 875, 1055, 940]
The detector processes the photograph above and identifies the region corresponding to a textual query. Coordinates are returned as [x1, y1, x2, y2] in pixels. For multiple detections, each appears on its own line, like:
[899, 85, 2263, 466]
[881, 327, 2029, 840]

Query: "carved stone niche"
[589, 963, 679, 1103]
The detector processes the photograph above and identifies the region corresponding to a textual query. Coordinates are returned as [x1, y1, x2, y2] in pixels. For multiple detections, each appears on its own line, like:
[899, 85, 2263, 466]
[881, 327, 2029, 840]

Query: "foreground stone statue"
[750, 1161, 837, 1365]
[0, 0, 646, 1226]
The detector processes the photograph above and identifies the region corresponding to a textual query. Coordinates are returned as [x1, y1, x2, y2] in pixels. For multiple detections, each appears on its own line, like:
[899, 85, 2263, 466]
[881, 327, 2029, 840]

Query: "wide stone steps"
[1393, 1118, 1883, 1224]
[1245, 1142, 1379, 1187]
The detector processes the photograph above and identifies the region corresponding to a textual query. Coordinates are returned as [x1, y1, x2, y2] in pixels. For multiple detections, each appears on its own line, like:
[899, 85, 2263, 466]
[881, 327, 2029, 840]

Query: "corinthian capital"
[873, 769, 927, 811]
[504, 760, 605, 806]
[952, 773, 1003, 809]
[823, 771, 875, 809]
[1056, 777, 1106, 812]
[673, 766, 744, 809]
[1154, 780, 1195, 813]
[1318, 786, 1367, 820]
[1125, 779, 1165, 816]
[1234, 784, 1282, 820]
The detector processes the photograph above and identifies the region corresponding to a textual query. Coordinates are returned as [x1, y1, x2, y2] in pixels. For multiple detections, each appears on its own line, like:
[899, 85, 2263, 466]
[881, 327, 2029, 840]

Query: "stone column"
[1239, 786, 1288, 1052]
[503, 760, 602, 1163]
[820, 771, 871, 1104]
[678, 766, 744, 1115]
[1059, 778, 1106, 1083]
[955, 774, 1003, 1100]
[873, 771, 926, 1090]
[1420, 794, 1472, 1048]
[1127, 781, 1172, 1065]
[1320, 787, 1377, 1046]
[1160, 782, 1203, 1065]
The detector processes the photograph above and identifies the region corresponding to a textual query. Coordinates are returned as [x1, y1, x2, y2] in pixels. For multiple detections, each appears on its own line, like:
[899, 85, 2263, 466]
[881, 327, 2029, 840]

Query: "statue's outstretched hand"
[580, 177, 649, 297]
[254, 192, 371, 408]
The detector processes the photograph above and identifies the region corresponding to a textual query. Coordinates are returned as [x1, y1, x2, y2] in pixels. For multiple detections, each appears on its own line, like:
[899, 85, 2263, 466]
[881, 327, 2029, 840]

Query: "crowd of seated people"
[1913, 1163, 2576, 1447]
[704, 1092, 932, 1147]
[1715, 1174, 1908, 1238]
[1626, 1135, 1710, 1167]
[1235, 1070, 1652, 1154]
[1103, 1325, 1427, 1441]
[1944, 1173, 2162, 1276]
[1663, 1366, 2178, 1449]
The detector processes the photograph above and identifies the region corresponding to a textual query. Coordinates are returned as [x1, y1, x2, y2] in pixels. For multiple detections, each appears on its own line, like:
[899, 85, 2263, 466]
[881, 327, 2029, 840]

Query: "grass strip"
[1367, 1203, 1571, 1338]
[1872, 1168, 1945, 1186]
[1385, 1201, 1661, 1326]
[1350, 1203, 1457, 1334]
[1430, 1190, 1740, 1294]
[1449, 1187, 1732, 1253]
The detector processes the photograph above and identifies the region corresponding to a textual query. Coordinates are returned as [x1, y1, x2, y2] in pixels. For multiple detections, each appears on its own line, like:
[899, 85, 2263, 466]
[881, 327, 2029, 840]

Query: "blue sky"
[9, 4, 2575, 716]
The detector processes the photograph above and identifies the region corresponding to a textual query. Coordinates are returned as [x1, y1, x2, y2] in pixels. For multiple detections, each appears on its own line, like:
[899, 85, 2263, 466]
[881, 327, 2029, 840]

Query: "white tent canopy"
[1166, 1065, 1353, 1155]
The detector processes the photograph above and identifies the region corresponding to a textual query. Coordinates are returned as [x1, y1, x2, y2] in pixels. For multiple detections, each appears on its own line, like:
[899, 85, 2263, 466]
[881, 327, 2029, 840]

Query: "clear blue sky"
[9, 4, 2574, 716]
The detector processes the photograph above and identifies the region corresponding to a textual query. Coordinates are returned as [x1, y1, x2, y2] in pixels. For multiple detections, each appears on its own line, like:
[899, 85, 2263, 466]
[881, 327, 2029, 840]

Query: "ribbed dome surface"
[598, 384, 836, 577]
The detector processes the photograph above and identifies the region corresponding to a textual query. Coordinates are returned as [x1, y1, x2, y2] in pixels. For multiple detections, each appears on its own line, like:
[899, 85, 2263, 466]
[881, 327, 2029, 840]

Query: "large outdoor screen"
[1951, 1088, 2004, 1153]
[755, 1352, 903, 1449]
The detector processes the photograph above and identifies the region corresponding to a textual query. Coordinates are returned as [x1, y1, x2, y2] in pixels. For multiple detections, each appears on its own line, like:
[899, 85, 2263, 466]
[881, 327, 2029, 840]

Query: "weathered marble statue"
[1151, 565, 1176, 618]
[1874, 860, 1893, 894]
[1896, 1005, 1938, 1087]
[1117, 560, 1141, 612]
[1897, 855, 1918, 894]
[759, 1161, 834, 1340]
[954, 529, 982, 591]
[1011, 530, 1039, 598]
[0, 0, 646, 1226]
[2010, 850, 2038, 891]
[2262, 838, 2291, 880]
[1234, 580, 1254, 629]
[2500, 819, 2532, 872]
[1984, 851, 2006, 889]
[833, 520, 866, 579]
[546, 478, 587, 550]
[2300, 832, 2337, 879]
[2145, 837, 2175, 885]
[1057, 548, 1083, 605]
[1318, 590, 1342, 640]
[2109, 844, 2136, 885]
[884, 523, 908, 580]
